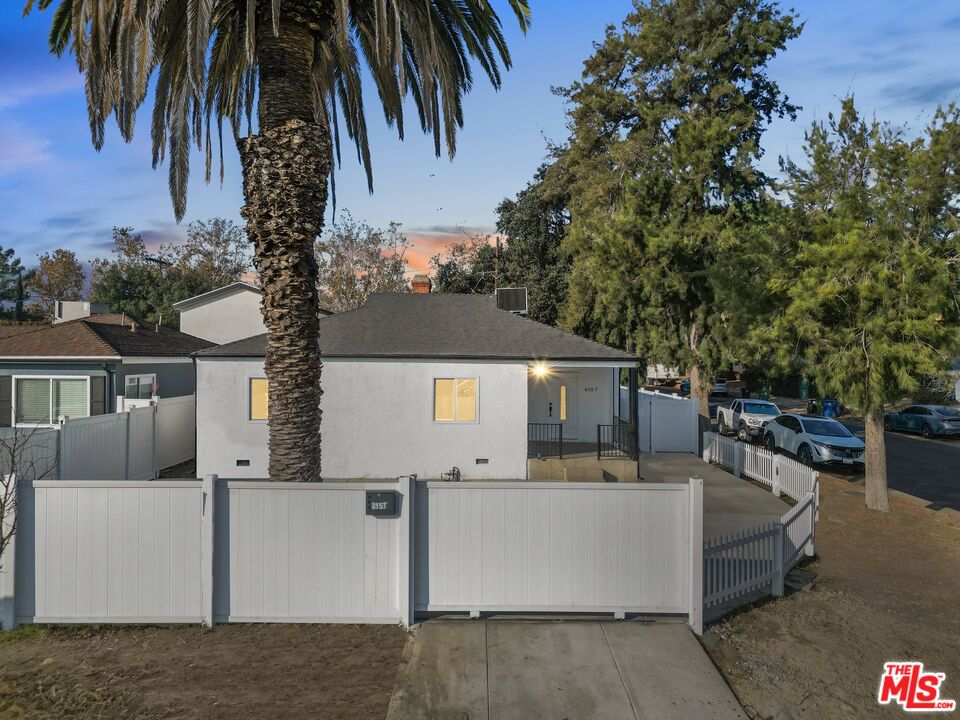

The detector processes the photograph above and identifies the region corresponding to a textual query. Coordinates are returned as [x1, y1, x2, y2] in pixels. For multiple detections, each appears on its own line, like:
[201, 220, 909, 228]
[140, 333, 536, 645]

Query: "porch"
[526, 362, 640, 482]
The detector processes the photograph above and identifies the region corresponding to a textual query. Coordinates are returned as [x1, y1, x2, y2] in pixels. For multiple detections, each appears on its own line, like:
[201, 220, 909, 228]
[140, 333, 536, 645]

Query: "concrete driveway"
[387, 620, 746, 720]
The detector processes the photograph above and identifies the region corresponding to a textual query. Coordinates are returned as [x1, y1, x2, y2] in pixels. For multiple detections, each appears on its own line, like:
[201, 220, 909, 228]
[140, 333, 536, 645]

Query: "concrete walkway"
[387, 620, 746, 720]
[638, 453, 790, 539]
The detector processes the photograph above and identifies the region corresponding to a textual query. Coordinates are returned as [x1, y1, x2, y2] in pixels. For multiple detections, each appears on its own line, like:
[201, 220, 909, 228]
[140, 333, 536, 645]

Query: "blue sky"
[1, 1, 959, 272]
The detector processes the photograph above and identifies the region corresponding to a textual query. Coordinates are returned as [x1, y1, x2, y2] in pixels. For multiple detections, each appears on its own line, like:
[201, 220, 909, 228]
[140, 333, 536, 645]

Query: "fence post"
[733, 441, 742, 479]
[123, 410, 131, 481]
[399, 476, 415, 628]
[56, 418, 66, 480]
[806, 488, 817, 557]
[771, 455, 781, 497]
[688, 476, 704, 636]
[201, 474, 217, 627]
[0, 474, 17, 631]
[702, 432, 712, 463]
[813, 472, 820, 522]
[151, 403, 159, 480]
[772, 523, 785, 597]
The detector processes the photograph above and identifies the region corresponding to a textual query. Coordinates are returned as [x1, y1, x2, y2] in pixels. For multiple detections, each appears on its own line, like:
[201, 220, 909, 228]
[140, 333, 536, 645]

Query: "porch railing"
[597, 417, 638, 460]
[528, 423, 563, 459]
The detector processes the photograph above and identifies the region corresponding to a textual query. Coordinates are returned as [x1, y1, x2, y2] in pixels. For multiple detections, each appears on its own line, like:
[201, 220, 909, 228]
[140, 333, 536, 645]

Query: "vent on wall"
[495, 287, 527, 314]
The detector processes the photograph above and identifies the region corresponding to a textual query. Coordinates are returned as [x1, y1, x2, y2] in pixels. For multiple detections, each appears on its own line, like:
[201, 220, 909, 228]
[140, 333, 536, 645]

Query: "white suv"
[763, 413, 865, 469]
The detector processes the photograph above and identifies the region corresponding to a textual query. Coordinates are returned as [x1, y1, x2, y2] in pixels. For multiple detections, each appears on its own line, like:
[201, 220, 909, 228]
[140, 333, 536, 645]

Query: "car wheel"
[718, 416, 727, 435]
[921, 424, 933, 439]
[798, 444, 814, 467]
[764, 433, 777, 452]
[737, 423, 749, 442]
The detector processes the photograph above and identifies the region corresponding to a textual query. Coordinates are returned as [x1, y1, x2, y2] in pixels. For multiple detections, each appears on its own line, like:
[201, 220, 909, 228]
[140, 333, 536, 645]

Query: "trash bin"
[799, 378, 810, 401]
[822, 399, 840, 418]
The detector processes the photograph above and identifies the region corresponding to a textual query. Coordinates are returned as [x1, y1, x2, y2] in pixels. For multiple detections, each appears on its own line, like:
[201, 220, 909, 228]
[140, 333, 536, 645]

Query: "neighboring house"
[194, 292, 639, 480]
[173, 281, 334, 345]
[0, 310, 213, 427]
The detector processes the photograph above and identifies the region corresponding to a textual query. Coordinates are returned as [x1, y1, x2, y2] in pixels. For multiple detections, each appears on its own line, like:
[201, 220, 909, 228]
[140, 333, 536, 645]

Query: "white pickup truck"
[717, 399, 782, 442]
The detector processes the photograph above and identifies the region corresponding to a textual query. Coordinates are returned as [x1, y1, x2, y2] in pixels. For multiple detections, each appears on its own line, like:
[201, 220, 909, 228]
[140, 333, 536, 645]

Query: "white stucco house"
[193, 292, 640, 481]
[173, 281, 335, 345]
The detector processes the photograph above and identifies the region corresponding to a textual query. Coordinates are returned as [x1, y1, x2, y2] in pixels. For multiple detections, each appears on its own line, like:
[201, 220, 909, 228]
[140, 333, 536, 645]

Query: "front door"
[530, 372, 579, 439]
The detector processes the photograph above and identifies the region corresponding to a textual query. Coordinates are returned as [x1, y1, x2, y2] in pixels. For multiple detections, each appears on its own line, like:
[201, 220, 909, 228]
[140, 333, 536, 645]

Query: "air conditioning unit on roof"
[495, 287, 527, 315]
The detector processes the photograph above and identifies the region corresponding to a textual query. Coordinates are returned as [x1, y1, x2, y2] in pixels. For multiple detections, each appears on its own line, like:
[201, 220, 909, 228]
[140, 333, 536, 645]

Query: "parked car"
[711, 378, 729, 396]
[717, 399, 781, 442]
[884, 405, 960, 439]
[763, 413, 865, 470]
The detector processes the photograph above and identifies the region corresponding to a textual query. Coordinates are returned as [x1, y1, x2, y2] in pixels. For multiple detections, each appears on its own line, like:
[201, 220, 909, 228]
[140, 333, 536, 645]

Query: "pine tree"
[773, 98, 960, 511]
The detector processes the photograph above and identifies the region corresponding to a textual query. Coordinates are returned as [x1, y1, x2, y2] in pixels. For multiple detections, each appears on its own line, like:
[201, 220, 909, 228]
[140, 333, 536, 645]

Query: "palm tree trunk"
[864, 406, 890, 511]
[238, 20, 329, 482]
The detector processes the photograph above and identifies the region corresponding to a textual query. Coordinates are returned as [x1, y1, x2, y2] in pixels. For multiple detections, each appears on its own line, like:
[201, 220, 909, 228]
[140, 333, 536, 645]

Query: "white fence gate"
[414, 480, 704, 631]
[620, 387, 699, 453]
[0, 395, 196, 482]
[7, 475, 414, 629]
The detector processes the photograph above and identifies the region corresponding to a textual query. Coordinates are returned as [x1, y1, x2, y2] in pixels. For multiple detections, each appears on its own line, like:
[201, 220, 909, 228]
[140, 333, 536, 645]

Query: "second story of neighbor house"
[173, 281, 335, 345]
[0, 307, 213, 427]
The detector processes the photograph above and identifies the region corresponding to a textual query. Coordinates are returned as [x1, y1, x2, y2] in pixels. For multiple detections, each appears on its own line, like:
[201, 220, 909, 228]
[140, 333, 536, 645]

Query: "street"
[836, 420, 960, 511]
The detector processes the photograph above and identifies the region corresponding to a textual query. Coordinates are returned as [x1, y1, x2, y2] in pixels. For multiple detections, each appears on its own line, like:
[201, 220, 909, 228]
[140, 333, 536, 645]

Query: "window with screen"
[14, 377, 89, 425]
[434, 378, 477, 422]
[250, 378, 269, 420]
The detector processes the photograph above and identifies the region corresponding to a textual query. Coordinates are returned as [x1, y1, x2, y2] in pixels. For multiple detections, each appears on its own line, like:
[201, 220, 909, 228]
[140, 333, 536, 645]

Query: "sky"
[1, 1, 959, 274]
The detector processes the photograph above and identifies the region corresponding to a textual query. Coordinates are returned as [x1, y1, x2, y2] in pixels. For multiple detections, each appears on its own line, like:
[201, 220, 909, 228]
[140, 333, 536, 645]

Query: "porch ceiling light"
[531, 362, 549, 378]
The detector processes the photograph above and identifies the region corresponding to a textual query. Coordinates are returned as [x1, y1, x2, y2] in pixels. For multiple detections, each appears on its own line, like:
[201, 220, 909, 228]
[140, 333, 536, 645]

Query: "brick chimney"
[411, 274, 432, 294]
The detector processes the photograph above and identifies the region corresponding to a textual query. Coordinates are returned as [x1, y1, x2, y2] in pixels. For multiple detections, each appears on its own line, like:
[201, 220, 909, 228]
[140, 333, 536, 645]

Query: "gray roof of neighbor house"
[172, 281, 334, 316]
[196, 293, 637, 362]
[0, 314, 215, 358]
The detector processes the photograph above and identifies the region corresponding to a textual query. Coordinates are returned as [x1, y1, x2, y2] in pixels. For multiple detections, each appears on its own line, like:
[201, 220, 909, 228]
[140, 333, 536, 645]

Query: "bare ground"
[702, 474, 960, 720]
[0, 623, 408, 719]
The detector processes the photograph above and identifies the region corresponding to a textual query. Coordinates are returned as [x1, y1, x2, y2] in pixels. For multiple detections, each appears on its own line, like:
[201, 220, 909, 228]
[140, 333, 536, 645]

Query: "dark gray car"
[884, 405, 960, 439]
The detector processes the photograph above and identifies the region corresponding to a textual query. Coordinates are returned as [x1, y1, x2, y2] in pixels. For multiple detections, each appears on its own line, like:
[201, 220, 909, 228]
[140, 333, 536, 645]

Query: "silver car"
[884, 405, 960, 439]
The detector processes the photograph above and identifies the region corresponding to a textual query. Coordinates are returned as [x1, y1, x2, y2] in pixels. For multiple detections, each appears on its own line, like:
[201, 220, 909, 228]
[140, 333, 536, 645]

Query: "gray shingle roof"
[196, 293, 637, 362]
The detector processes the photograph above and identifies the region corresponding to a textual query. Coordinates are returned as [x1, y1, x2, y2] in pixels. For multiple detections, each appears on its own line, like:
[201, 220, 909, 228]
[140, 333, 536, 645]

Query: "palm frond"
[25, 0, 531, 220]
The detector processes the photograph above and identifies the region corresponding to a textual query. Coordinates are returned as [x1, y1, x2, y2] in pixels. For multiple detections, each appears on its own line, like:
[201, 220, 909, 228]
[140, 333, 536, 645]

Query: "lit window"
[434, 378, 478, 422]
[250, 378, 269, 420]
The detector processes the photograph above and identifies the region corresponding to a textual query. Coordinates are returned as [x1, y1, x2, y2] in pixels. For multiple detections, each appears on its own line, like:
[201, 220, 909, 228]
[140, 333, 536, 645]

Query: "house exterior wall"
[196, 358, 530, 480]
[118, 361, 196, 399]
[178, 290, 265, 345]
[526, 366, 616, 441]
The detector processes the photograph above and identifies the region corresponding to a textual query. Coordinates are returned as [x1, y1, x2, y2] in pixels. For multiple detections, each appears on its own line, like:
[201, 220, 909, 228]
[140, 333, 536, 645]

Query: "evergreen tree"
[773, 98, 960, 511]
[557, 0, 800, 416]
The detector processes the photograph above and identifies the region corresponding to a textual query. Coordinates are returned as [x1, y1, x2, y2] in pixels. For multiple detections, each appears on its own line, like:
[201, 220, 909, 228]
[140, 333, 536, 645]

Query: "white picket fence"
[703, 490, 816, 610]
[702, 431, 819, 506]
[0, 395, 195, 482]
[700, 431, 818, 615]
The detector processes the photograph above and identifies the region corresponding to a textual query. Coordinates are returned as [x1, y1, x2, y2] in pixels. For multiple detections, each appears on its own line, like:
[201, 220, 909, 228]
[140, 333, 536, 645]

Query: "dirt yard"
[702, 474, 960, 720]
[0, 623, 407, 719]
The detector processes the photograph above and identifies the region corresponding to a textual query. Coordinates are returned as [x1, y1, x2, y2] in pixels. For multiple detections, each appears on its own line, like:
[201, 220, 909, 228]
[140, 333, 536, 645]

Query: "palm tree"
[26, 0, 530, 481]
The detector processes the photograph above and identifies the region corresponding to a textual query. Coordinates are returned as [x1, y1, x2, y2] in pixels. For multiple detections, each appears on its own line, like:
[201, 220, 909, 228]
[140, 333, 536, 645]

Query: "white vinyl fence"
[213, 480, 412, 624]
[0, 395, 195, 482]
[414, 480, 704, 632]
[8, 475, 414, 630]
[620, 387, 699, 454]
[5, 475, 707, 633]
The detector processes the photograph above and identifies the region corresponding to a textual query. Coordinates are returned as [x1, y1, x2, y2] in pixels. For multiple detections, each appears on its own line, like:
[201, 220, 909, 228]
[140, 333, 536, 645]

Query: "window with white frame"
[433, 378, 477, 422]
[14, 377, 89, 425]
[124, 374, 156, 400]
